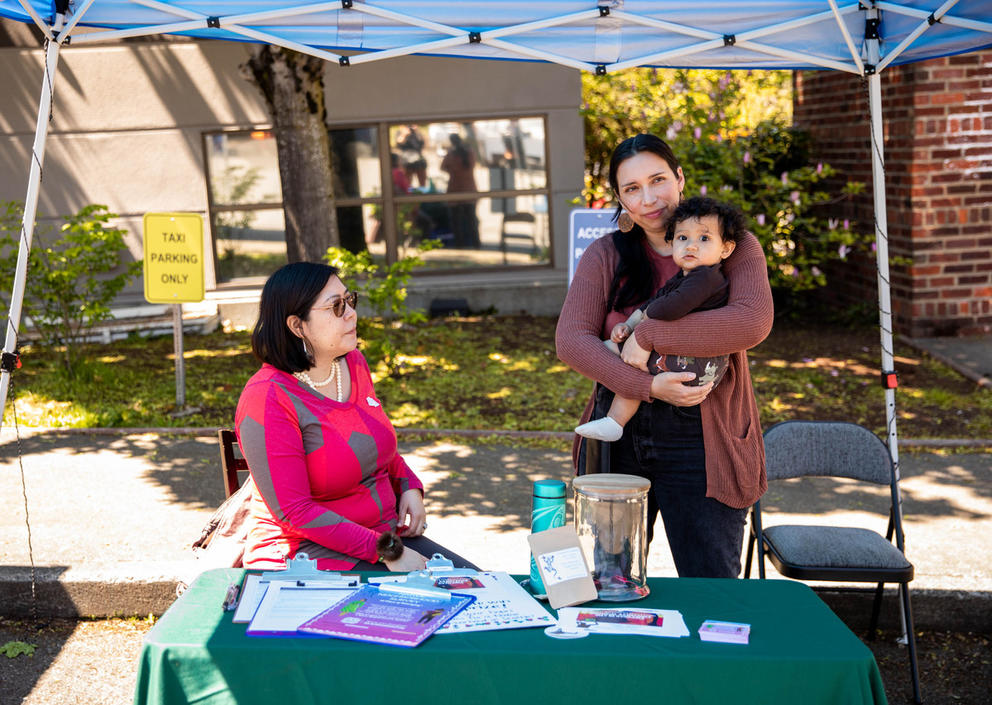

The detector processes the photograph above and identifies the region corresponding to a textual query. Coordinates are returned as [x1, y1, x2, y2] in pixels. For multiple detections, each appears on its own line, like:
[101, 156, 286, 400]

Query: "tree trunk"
[243, 46, 338, 262]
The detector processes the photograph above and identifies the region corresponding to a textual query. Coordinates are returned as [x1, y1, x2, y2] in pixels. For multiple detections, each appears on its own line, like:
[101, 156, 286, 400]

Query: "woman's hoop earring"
[302, 338, 315, 365]
[617, 211, 635, 233]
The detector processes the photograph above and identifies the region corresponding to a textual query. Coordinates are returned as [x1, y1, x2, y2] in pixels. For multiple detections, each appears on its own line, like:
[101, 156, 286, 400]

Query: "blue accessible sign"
[568, 208, 615, 285]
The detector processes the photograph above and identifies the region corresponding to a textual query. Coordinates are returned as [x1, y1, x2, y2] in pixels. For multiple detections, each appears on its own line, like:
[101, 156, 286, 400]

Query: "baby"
[576, 197, 747, 442]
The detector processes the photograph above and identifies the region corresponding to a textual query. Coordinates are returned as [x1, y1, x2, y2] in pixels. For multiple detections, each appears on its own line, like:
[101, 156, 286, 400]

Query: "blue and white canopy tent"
[0, 1, 989, 696]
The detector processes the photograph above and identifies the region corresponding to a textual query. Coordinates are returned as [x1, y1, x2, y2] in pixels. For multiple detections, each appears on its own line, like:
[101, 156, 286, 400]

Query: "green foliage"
[1, 640, 36, 658]
[325, 239, 442, 370]
[581, 68, 874, 298]
[0, 202, 141, 375]
[325, 242, 440, 323]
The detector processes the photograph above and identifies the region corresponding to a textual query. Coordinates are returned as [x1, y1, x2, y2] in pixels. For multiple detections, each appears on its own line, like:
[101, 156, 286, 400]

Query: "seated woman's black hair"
[251, 261, 339, 373]
[665, 196, 747, 243]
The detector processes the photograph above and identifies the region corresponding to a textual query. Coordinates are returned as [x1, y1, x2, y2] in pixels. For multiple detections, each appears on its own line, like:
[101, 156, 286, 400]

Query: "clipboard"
[233, 552, 359, 623]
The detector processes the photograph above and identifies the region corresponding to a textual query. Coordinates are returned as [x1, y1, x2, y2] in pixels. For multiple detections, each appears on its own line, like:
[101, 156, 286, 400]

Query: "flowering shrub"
[582, 68, 872, 294]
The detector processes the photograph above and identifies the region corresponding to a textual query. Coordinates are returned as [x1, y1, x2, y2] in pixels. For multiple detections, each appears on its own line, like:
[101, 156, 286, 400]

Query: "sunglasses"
[310, 291, 359, 318]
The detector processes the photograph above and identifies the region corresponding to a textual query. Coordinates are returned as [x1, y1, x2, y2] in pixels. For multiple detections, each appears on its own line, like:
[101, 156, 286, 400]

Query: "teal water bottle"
[528, 479, 567, 595]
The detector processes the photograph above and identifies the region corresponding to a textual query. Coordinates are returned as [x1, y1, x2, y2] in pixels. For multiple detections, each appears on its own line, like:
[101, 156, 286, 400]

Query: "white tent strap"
[877, 0, 992, 33]
[15, 0, 53, 40]
[829, 0, 865, 74]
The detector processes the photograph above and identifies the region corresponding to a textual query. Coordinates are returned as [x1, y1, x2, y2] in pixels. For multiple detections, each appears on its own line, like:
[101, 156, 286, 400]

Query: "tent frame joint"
[206, 16, 220, 29]
[595, 64, 607, 75]
[927, 12, 939, 26]
[341, 0, 353, 9]
[339, 55, 350, 66]
[0, 350, 20, 374]
[598, 6, 610, 17]
[865, 17, 880, 40]
[469, 31, 481, 43]
[723, 34, 736, 46]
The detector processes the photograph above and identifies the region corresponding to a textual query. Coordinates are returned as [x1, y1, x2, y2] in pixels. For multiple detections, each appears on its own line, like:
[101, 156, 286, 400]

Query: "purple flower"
[743, 151, 751, 165]
[802, 357, 814, 363]
[871, 242, 877, 252]
[843, 219, 850, 229]
[828, 218, 839, 229]
[699, 185, 708, 196]
[838, 244, 851, 260]
[790, 191, 800, 204]
[756, 214, 766, 226]
[781, 172, 789, 185]
[830, 369, 839, 377]
[694, 127, 702, 139]
[816, 162, 824, 175]
[716, 134, 723, 143]
[666, 126, 678, 140]
[812, 266, 822, 277]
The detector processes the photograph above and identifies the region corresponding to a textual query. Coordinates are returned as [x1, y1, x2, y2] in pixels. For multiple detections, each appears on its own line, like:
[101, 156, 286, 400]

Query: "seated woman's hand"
[620, 334, 652, 371]
[384, 546, 428, 572]
[650, 372, 714, 407]
[397, 488, 427, 537]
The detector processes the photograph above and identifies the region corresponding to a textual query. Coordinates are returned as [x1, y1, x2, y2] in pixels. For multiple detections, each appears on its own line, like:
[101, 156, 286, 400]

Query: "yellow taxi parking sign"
[143, 212, 205, 304]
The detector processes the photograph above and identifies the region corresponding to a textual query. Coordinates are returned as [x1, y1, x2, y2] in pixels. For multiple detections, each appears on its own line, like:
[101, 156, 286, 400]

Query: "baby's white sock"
[575, 417, 624, 442]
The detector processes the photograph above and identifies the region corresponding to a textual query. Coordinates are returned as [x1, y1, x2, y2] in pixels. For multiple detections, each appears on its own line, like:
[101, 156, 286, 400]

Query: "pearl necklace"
[294, 360, 343, 402]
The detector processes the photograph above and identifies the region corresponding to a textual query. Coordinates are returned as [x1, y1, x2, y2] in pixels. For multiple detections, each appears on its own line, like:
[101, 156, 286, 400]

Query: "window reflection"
[330, 127, 380, 199]
[398, 195, 549, 270]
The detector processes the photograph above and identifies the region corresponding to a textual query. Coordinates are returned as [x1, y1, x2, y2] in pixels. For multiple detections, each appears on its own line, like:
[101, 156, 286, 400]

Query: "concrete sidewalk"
[1, 428, 990, 632]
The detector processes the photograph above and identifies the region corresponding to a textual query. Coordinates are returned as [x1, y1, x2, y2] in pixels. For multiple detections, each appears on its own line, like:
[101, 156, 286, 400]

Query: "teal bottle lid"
[533, 479, 566, 499]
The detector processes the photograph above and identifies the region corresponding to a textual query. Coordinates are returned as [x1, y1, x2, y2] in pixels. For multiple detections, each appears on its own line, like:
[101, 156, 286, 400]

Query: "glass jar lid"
[572, 473, 650, 498]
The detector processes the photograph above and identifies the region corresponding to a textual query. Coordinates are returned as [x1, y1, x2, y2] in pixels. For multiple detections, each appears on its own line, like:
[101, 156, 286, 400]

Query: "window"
[204, 116, 551, 282]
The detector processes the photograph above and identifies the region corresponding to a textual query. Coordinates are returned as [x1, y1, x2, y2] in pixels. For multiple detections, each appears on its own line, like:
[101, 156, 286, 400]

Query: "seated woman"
[236, 261, 477, 572]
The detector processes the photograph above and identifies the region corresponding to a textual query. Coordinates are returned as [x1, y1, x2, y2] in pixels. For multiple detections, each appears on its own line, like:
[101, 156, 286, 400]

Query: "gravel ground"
[1, 618, 989, 705]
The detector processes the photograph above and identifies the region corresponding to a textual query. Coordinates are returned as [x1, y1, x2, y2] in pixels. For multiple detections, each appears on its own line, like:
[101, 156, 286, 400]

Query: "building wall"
[0, 24, 583, 314]
[794, 51, 992, 337]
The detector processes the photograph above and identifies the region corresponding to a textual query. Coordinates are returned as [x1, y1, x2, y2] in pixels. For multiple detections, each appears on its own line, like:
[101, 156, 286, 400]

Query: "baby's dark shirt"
[642, 263, 729, 321]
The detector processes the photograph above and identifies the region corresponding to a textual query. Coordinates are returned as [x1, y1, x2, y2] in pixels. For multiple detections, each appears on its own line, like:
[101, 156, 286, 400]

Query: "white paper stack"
[556, 607, 690, 638]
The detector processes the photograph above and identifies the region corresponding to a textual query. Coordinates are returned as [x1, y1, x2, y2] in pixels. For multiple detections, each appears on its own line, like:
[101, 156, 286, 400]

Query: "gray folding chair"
[744, 420, 921, 704]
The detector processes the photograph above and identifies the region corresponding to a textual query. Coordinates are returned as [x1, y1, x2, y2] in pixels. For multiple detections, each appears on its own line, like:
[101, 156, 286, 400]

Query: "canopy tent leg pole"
[0, 22, 65, 432]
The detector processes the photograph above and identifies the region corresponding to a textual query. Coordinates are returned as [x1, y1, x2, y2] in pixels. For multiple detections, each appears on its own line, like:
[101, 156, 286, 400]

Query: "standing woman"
[236, 262, 476, 572]
[556, 134, 773, 578]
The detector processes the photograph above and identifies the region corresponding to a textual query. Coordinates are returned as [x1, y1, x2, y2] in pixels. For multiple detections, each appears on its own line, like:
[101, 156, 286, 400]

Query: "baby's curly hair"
[665, 196, 747, 244]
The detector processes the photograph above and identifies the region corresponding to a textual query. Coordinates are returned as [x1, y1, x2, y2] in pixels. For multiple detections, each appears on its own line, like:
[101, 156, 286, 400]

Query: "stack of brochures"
[698, 620, 750, 644]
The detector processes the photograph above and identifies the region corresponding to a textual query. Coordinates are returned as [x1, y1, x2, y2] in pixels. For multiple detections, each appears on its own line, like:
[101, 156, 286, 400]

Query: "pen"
[222, 582, 240, 612]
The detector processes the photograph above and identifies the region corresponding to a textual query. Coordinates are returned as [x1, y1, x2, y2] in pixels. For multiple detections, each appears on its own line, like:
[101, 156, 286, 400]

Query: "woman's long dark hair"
[606, 134, 682, 312]
[251, 262, 338, 372]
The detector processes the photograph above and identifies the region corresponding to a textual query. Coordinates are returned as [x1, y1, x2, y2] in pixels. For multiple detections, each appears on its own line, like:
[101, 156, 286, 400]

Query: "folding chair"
[217, 428, 249, 498]
[744, 420, 921, 704]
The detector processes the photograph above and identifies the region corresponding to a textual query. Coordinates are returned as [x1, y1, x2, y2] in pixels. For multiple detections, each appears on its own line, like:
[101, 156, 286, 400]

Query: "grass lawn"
[4, 315, 989, 441]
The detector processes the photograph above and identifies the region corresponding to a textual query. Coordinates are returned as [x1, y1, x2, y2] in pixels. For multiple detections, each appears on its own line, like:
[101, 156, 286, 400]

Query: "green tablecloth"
[134, 569, 887, 705]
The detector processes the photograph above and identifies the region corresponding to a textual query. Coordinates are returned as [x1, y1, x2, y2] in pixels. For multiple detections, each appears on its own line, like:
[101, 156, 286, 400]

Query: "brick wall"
[794, 51, 992, 337]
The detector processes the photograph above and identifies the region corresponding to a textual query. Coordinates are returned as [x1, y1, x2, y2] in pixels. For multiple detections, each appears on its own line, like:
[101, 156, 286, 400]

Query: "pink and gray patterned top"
[235, 350, 422, 570]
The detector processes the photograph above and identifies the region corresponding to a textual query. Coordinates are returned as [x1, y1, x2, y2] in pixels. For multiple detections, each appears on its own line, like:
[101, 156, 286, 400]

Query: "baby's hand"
[610, 324, 632, 343]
